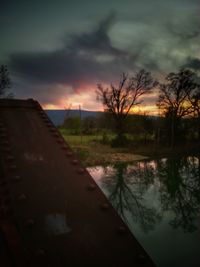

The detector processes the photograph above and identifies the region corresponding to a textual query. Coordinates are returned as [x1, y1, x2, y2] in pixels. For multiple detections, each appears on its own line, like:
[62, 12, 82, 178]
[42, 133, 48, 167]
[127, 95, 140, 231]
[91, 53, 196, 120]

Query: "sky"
[0, 0, 199, 112]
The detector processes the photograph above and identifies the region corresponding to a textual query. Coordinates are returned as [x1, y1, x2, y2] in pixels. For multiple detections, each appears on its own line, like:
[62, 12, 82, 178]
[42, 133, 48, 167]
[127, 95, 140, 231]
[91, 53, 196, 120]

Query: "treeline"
[62, 112, 200, 148]
[1, 63, 199, 150]
[63, 68, 200, 150]
[96, 68, 200, 148]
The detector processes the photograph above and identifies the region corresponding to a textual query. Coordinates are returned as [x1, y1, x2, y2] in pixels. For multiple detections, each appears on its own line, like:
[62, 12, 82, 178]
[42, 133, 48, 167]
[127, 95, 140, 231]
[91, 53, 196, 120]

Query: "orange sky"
[42, 85, 160, 116]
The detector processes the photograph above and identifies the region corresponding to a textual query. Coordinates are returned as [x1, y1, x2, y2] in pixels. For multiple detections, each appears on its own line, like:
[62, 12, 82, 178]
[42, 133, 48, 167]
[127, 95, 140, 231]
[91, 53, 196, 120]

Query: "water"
[87, 156, 200, 267]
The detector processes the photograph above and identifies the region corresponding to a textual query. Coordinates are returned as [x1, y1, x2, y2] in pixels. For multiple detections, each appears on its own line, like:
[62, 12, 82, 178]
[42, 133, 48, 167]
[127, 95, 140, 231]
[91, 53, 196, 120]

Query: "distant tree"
[157, 69, 197, 148]
[63, 116, 81, 135]
[189, 89, 200, 145]
[158, 157, 200, 232]
[97, 70, 157, 144]
[82, 116, 97, 135]
[0, 65, 11, 98]
[126, 114, 154, 144]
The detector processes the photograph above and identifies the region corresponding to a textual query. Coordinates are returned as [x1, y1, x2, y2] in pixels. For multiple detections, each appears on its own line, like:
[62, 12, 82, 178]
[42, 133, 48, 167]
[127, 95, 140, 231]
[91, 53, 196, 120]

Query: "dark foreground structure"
[0, 99, 156, 267]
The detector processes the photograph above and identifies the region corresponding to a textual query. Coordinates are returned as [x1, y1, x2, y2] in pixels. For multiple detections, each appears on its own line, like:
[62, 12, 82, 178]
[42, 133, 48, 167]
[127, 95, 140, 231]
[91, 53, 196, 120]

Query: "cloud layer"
[7, 0, 200, 109]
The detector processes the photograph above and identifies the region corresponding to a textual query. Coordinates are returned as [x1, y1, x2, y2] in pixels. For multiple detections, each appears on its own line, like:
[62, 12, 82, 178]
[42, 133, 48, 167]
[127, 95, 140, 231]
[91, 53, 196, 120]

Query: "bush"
[111, 135, 128, 147]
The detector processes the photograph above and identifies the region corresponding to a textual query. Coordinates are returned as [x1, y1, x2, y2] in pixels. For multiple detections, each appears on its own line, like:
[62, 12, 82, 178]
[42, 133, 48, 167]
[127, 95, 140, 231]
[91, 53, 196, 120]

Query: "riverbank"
[60, 131, 199, 166]
[74, 144, 148, 166]
[59, 132, 147, 166]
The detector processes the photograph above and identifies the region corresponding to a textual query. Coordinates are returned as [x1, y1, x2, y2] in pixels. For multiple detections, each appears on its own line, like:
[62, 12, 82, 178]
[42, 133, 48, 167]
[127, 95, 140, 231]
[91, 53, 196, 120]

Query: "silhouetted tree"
[157, 69, 197, 148]
[126, 114, 155, 144]
[63, 116, 81, 135]
[189, 89, 200, 145]
[82, 116, 97, 134]
[0, 65, 11, 98]
[157, 156, 200, 232]
[97, 70, 157, 144]
[101, 163, 161, 233]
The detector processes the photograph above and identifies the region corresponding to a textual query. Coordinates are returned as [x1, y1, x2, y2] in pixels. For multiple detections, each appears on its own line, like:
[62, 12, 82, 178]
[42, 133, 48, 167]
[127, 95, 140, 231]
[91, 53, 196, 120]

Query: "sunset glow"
[42, 100, 159, 115]
[1, 0, 199, 115]
[41, 84, 160, 115]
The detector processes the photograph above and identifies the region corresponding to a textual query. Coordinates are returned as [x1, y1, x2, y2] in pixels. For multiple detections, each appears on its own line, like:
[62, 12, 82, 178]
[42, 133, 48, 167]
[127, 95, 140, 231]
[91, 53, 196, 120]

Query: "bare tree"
[0, 65, 11, 98]
[189, 89, 200, 145]
[97, 69, 157, 141]
[157, 69, 196, 148]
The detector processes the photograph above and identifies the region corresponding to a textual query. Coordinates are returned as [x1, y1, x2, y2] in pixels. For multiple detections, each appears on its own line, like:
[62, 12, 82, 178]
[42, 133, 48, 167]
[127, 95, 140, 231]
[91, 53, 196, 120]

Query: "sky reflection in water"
[88, 156, 200, 267]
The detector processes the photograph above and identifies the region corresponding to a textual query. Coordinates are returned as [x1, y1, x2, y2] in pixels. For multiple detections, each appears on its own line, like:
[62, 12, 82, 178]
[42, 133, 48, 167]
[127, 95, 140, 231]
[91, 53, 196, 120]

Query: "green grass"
[58, 127, 198, 166]
[58, 128, 126, 165]
[59, 128, 115, 146]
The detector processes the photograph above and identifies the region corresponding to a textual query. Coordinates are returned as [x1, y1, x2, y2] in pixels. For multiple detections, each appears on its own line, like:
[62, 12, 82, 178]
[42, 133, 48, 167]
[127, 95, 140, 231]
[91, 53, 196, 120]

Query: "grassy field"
[59, 128, 199, 166]
[59, 128, 104, 145]
[59, 128, 147, 166]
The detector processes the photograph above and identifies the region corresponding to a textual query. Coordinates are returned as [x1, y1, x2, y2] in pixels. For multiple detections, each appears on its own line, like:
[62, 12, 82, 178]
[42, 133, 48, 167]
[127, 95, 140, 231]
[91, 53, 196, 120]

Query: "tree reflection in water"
[95, 155, 200, 233]
[157, 156, 200, 232]
[100, 162, 161, 233]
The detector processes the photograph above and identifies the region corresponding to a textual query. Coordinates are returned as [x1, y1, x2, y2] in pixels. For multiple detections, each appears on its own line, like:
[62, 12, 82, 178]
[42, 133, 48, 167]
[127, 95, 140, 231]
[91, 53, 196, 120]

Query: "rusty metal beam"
[0, 99, 156, 267]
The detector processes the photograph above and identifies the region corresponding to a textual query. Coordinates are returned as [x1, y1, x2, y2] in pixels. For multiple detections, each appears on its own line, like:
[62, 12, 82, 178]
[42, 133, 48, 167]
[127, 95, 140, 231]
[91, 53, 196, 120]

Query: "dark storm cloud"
[10, 13, 134, 89]
[183, 58, 200, 71]
[164, 9, 200, 41]
[68, 13, 119, 55]
[8, 0, 200, 107]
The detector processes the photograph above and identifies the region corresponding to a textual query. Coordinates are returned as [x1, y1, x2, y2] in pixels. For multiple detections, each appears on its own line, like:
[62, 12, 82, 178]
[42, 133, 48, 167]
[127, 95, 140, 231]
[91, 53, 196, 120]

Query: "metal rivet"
[0, 134, 7, 139]
[100, 203, 109, 210]
[9, 165, 17, 171]
[18, 194, 27, 201]
[3, 197, 11, 205]
[36, 249, 45, 256]
[25, 219, 35, 228]
[1, 189, 10, 196]
[71, 159, 78, 165]
[40, 115, 45, 119]
[52, 132, 59, 137]
[50, 128, 55, 132]
[12, 175, 21, 182]
[136, 253, 147, 264]
[5, 155, 14, 162]
[41, 114, 47, 118]
[0, 181, 7, 186]
[56, 139, 63, 144]
[66, 151, 72, 157]
[6, 207, 13, 216]
[117, 226, 126, 234]
[0, 127, 6, 132]
[3, 143, 10, 148]
[87, 183, 96, 191]
[1, 140, 9, 146]
[3, 147, 11, 153]
[78, 168, 85, 174]
[0, 206, 8, 216]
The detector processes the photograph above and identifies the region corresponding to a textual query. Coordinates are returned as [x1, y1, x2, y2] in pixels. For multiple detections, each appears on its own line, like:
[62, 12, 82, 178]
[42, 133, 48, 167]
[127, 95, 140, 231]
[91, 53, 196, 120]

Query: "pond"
[87, 156, 200, 267]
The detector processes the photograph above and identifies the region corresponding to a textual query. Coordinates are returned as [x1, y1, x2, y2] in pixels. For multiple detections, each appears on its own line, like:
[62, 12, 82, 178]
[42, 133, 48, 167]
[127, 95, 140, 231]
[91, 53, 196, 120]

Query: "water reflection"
[88, 156, 200, 233]
[88, 156, 200, 267]
[158, 156, 200, 232]
[100, 163, 161, 233]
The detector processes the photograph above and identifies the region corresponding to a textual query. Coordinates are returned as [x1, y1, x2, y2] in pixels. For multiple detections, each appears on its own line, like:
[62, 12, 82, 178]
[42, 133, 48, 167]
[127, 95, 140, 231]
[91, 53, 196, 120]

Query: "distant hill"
[45, 109, 102, 126]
